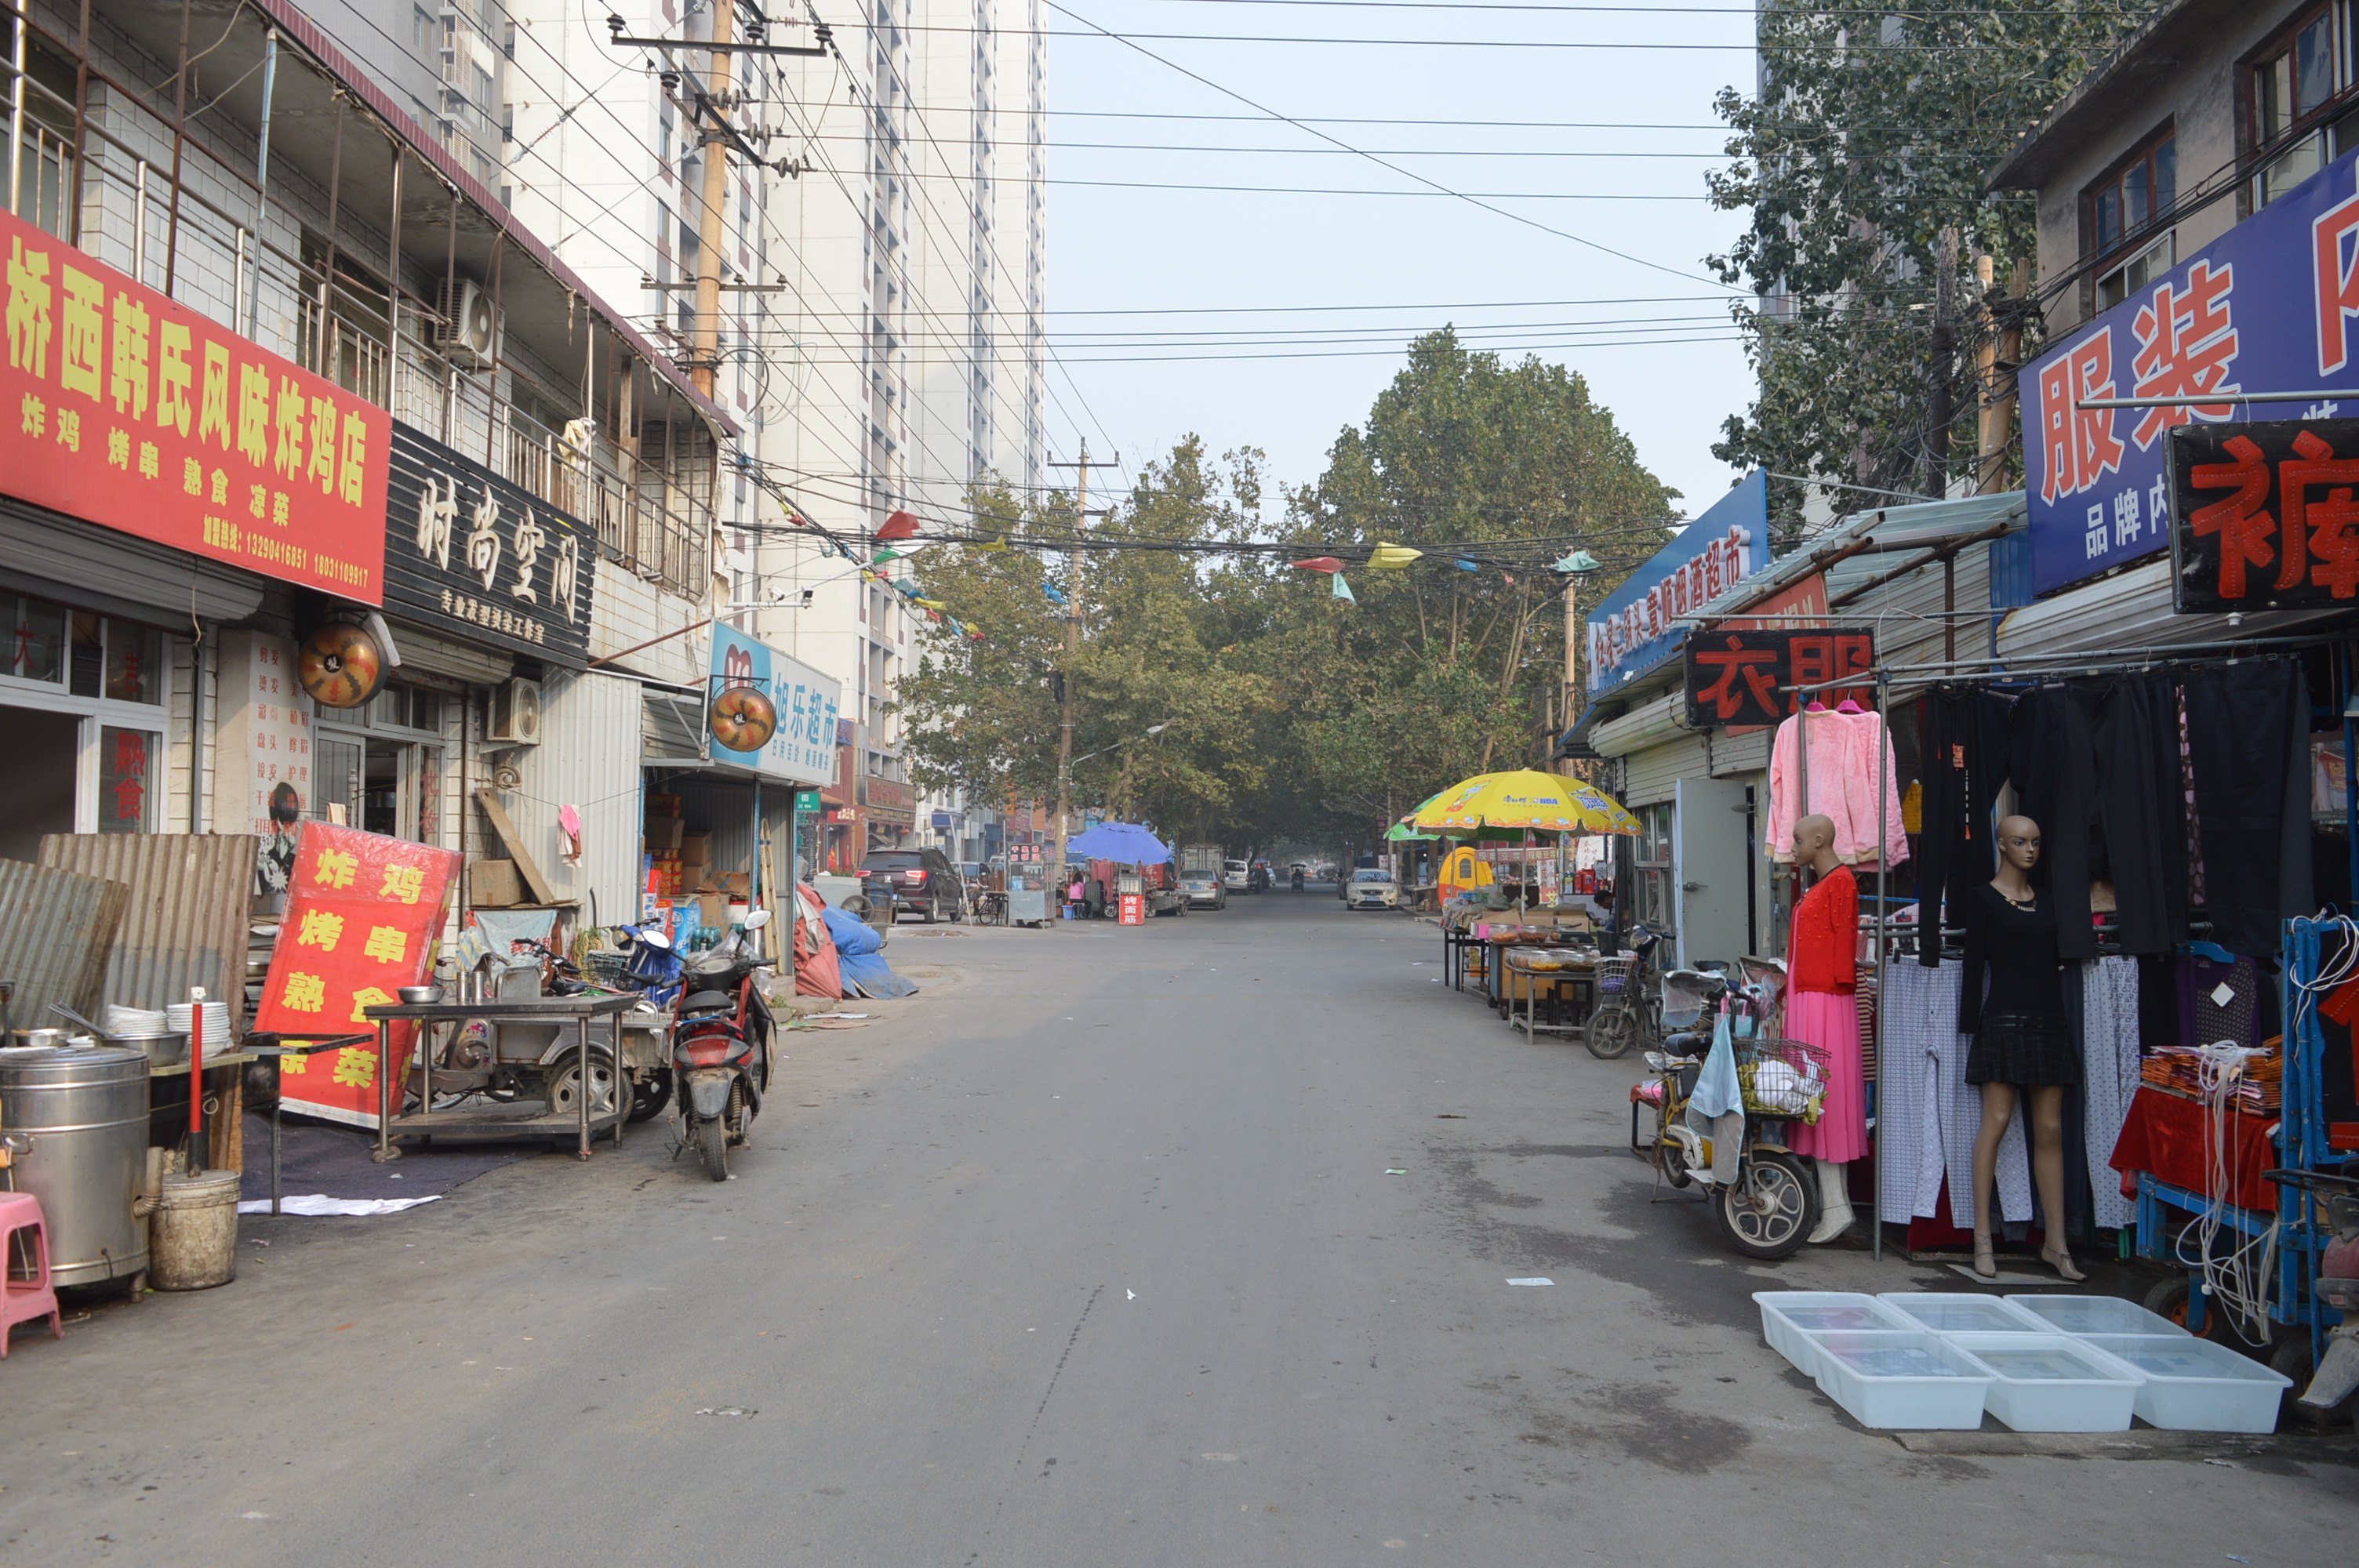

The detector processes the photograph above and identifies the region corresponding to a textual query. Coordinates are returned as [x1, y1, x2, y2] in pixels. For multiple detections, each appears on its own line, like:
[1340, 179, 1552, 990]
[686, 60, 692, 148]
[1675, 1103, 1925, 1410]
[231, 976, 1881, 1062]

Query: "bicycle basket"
[1735, 1036, 1830, 1122]
[586, 949, 633, 985]
[1594, 956, 1635, 996]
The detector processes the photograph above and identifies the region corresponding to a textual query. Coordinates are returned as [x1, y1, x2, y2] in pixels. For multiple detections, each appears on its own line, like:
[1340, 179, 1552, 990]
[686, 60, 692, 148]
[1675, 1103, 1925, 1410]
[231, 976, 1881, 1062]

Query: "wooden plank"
[473, 786, 560, 906]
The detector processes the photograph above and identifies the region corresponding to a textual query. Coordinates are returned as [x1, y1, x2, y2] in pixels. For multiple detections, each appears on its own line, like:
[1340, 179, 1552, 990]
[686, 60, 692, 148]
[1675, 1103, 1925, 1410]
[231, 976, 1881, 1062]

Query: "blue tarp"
[822, 906, 917, 999]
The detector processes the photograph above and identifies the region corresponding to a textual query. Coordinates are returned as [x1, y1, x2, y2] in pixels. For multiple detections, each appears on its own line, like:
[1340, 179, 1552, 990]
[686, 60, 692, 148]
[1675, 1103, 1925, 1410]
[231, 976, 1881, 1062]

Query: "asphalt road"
[5, 890, 2355, 1565]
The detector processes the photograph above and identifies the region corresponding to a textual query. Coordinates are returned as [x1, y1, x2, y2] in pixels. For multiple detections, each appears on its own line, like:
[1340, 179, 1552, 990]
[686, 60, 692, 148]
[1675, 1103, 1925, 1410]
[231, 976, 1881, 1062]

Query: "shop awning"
[1584, 691, 1692, 760]
[1995, 557, 2358, 664]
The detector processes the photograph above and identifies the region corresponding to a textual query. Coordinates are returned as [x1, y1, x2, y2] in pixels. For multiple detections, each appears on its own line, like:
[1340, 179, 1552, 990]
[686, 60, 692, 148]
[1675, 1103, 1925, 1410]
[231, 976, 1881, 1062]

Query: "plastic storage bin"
[1811, 1331, 1995, 1429]
[1877, 1293, 2052, 1336]
[1943, 1334, 2143, 1432]
[1754, 1293, 1917, 1377]
[2078, 1334, 2293, 1432]
[2005, 1293, 2189, 1338]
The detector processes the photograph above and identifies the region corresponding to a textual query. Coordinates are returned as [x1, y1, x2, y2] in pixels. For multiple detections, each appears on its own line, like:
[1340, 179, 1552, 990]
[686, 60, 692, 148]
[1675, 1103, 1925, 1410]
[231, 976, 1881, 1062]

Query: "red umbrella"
[875, 510, 921, 543]
[1290, 556, 1343, 573]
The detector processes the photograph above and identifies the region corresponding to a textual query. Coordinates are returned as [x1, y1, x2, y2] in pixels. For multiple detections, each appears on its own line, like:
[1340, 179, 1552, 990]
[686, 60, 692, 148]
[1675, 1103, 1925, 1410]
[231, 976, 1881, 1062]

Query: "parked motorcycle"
[671, 910, 776, 1181]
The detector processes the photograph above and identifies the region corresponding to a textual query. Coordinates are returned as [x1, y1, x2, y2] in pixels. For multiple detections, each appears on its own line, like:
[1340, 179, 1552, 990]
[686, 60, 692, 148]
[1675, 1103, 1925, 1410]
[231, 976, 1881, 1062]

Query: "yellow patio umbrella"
[1412, 768, 1641, 837]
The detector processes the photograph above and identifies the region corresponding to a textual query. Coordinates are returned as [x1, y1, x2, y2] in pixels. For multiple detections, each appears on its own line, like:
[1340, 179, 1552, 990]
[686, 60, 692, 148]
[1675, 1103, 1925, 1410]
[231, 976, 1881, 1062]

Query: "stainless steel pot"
[0, 1043, 151, 1287]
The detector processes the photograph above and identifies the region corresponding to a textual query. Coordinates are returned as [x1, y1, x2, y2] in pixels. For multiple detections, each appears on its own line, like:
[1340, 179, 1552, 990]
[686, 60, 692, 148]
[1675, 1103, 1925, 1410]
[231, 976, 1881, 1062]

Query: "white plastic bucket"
[147, 1169, 242, 1290]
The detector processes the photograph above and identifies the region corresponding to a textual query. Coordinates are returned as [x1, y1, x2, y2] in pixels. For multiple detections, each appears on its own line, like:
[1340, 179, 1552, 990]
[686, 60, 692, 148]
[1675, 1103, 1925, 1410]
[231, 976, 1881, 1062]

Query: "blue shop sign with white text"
[2021, 143, 2359, 597]
[707, 624, 844, 786]
[1585, 469, 1768, 696]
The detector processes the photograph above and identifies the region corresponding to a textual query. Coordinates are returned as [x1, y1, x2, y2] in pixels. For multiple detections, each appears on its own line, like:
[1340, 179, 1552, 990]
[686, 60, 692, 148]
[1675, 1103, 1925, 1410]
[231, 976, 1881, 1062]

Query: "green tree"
[1707, 2, 2158, 521]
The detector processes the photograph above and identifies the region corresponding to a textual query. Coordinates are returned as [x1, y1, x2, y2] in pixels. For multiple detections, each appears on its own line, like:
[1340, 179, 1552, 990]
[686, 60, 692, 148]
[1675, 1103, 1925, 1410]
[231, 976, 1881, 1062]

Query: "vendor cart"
[362, 993, 640, 1161]
[2127, 916, 2358, 1410]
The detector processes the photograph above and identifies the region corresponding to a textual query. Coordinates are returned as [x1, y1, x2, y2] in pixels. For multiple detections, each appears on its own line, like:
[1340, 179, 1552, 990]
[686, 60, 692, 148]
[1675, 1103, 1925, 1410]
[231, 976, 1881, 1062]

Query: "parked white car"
[1347, 868, 1399, 909]
[1223, 858, 1252, 891]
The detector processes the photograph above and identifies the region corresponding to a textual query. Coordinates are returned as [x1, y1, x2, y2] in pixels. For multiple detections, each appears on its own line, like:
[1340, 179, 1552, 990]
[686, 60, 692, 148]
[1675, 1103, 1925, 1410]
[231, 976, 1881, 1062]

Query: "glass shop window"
[97, 725, 158, 833]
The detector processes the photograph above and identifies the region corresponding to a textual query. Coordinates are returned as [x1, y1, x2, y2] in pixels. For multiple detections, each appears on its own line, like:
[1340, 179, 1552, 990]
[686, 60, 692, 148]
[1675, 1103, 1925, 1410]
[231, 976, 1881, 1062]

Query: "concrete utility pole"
[1046, 441, 1100, 858]
[1974, 254, 2026, 495]
[688, 0, 736, 399]
[1925, 226, 1958, 497]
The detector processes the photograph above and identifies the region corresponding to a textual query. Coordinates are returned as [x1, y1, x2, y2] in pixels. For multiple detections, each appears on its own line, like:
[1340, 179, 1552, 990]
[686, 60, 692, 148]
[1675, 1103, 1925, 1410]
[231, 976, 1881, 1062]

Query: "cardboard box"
[644, 817, 684, 851]
[713, 871, 751, 897]
[680, 832, 714, 863]
[699, 892, 732, 931]
[648, 793, 683, 818]
[471, 858, 526, 906]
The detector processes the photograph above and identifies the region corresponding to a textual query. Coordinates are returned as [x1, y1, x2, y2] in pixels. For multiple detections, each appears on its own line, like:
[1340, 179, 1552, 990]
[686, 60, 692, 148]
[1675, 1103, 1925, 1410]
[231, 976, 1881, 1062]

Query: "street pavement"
[3, 890, 2354, 1565]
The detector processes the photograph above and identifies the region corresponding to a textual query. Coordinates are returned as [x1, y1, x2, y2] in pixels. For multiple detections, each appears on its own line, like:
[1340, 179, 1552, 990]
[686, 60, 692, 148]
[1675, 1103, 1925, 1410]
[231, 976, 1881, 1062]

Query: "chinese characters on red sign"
[2168, 417, 2359, 612]
[1682, 629, 1875, 730]
[253, 823, 458, 1128]
[0, 210, 391, 598]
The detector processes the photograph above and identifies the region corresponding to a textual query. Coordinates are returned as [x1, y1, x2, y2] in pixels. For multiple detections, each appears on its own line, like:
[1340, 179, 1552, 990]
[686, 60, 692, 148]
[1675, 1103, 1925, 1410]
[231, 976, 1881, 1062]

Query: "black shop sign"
[1682, 627, 1874, 729]
[2169, 416, 2359, 614]
[383, 421, 598, 665]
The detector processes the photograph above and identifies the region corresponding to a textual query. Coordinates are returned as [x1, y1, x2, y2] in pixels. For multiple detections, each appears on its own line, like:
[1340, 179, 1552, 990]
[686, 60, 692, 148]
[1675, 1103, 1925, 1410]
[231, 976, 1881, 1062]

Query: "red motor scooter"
[671, 911, 776, 1181]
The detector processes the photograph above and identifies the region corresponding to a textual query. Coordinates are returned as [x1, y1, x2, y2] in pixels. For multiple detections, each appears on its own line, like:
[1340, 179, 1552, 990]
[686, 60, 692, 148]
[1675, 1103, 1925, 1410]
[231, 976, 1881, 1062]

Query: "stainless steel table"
[361, 994, 639, 1162]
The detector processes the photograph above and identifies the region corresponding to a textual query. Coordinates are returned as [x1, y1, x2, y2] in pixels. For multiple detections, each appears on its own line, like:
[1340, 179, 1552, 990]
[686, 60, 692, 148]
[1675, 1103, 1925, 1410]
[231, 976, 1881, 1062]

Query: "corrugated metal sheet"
[37, 835, 258, 1038]
[1589, 691, 1688, 759]
[643, 689, 705, 759]
[0, 502, 266, 623]
[1995, 557, 2350, 663]
[508, 670, 645, 926]
[1710, 728, 1770, 777]
[1623, 731, 1710, 806]
[0, 859, 132, 1033]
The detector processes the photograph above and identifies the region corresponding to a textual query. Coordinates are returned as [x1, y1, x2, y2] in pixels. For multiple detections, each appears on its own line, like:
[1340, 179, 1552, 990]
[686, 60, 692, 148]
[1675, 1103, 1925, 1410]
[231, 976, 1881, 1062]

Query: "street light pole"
[1047, 441, 1112, 860]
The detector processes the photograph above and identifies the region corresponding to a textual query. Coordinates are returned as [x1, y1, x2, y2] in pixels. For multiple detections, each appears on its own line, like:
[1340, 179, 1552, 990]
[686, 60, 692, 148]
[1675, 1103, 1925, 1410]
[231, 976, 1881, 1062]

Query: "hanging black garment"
[2088, 672, 2190, 954]
[2007, 684, 2103, 961]
[1915, 686, 2012, 965]
[2183, 658, 2315, 959]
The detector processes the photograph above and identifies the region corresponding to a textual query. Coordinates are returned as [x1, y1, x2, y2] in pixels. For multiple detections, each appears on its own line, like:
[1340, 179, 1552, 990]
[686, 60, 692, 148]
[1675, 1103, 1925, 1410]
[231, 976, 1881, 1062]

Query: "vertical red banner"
[254, 823, 460, 1127]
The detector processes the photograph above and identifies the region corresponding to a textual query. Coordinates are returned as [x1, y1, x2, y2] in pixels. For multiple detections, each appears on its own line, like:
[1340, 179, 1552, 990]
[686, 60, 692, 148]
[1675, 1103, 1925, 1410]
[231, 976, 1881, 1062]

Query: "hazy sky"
[1039, 0, 1758, 526]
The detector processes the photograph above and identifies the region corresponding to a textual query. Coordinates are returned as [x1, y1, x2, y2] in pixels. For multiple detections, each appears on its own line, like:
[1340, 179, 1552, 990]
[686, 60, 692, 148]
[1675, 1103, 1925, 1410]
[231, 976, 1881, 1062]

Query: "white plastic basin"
[1811, 1331, 1995, 1430]
[1877, 1293, 2052, 1336]
[2005, 1293, 2190, 1338]
[1943, 1333, 2143, 1432]
[2079, 1334, 2293, 1433]
[1754, 1292, 1916, 1377]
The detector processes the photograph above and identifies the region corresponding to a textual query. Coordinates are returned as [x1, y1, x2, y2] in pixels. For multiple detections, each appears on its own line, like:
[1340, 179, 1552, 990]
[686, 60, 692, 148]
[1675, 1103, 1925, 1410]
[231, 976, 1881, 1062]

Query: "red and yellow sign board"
[255, 823, 458, 1127]
[0, 209, 390, 600]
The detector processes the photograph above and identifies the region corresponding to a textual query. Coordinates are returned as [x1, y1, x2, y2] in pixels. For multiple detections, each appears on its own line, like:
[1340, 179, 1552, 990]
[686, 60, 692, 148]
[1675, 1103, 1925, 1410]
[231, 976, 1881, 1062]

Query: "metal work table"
[1498, 948, 1600, 1039]
[362, 994, 639, 1162]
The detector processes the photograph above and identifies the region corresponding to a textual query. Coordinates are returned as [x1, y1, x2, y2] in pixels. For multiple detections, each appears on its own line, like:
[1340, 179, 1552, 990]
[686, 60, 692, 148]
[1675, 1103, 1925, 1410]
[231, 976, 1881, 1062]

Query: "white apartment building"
[493, 0, 1046, 868]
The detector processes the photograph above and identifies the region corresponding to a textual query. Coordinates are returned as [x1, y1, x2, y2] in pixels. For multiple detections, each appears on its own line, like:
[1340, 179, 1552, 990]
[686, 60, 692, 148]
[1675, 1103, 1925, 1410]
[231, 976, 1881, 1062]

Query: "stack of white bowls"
[165, 1000, 231, 1050]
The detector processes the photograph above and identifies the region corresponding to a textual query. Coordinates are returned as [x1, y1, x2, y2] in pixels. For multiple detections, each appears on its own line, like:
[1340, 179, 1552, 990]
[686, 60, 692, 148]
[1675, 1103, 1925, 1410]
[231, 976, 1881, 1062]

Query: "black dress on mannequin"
[1958, 881, 2080, 1087]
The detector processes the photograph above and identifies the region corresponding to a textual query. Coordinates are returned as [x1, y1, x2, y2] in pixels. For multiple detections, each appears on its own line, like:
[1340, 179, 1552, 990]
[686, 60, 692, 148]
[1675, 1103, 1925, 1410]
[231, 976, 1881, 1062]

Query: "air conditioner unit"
[434, 278, 503, 366]
[488, 677, 543, 744]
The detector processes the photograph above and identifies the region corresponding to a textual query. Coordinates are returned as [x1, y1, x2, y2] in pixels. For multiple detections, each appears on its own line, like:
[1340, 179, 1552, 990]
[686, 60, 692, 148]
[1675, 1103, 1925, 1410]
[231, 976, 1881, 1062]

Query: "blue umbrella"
[1063, 822, 1174, 864]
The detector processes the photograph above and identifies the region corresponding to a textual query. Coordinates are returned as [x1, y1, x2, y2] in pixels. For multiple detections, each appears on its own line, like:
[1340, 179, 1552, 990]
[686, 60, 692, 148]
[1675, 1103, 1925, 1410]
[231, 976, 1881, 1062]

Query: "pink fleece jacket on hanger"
[1766, 707, 1910, 867]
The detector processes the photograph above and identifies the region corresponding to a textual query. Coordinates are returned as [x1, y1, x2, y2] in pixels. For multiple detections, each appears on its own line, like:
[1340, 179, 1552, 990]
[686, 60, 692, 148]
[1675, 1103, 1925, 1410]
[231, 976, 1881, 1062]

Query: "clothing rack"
[1780, 640, 2356, 1261]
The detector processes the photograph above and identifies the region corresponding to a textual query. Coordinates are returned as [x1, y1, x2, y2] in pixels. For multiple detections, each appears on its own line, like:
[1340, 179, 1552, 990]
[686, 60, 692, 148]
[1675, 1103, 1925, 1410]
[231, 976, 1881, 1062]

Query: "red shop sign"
[254, 823, 459, 1127]
[1, 209, 391, 599]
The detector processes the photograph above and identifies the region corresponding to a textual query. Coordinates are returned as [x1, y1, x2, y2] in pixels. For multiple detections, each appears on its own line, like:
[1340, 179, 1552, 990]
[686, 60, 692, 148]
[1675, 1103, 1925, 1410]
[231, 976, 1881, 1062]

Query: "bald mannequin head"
[1995, 815, 2042, 877]
[1794, 813, 1839, 875]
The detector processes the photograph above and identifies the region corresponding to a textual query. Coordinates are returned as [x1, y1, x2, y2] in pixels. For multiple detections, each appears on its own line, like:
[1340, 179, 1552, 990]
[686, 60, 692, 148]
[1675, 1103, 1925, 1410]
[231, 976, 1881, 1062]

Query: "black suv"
[857, 849, 967, 923]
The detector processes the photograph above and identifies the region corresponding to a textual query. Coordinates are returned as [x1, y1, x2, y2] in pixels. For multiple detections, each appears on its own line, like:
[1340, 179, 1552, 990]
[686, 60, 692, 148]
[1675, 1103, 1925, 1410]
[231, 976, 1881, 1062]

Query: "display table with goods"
[362, 993, 641, 1161]
[1497, 947, 1600, 1039]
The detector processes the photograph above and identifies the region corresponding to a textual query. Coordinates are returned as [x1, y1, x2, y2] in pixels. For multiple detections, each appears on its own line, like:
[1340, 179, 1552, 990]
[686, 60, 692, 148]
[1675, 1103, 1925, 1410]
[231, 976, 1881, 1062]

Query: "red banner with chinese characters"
[255, 823, 458, 1128]
[0, 209, 390, 600]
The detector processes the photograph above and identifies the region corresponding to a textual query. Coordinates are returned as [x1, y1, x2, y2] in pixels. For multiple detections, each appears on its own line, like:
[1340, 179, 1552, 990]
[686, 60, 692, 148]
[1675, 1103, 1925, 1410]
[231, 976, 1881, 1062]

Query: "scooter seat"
[682, 990, 736, 1013]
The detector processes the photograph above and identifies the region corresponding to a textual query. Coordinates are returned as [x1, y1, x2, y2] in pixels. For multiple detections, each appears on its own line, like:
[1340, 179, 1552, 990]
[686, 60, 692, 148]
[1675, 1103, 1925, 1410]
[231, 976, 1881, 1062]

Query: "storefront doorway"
[313, 686, 447, 845]
[0, 705, 78, 862]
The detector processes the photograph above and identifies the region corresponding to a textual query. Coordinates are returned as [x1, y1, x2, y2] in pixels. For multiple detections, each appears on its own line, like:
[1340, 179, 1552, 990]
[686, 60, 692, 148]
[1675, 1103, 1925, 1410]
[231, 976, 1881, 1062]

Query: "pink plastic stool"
[0, 1191, 64, 1356]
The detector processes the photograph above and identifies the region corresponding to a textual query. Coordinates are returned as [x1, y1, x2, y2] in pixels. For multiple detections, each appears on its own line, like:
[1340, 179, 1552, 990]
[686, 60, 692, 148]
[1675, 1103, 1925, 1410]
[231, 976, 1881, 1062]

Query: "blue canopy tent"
[1063, 822, 1174, 865]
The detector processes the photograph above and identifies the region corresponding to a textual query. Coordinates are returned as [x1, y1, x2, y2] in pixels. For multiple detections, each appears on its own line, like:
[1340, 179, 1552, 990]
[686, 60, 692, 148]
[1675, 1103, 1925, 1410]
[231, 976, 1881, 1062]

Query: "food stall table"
[1499, 948, 1598, 1039]
[362, 994, 639, 1162]
[243, 1033, 375, 1214]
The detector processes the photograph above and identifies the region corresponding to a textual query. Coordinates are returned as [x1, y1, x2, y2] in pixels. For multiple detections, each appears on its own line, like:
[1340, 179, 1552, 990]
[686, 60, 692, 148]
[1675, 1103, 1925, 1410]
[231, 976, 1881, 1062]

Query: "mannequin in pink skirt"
[1786, 814, 1863, 1243]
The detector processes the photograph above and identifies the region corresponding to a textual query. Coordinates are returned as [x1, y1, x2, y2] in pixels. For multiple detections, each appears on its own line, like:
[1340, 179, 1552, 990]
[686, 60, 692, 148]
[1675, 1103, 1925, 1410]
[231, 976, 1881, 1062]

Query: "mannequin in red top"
[1787, 814, 1863, 1243]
